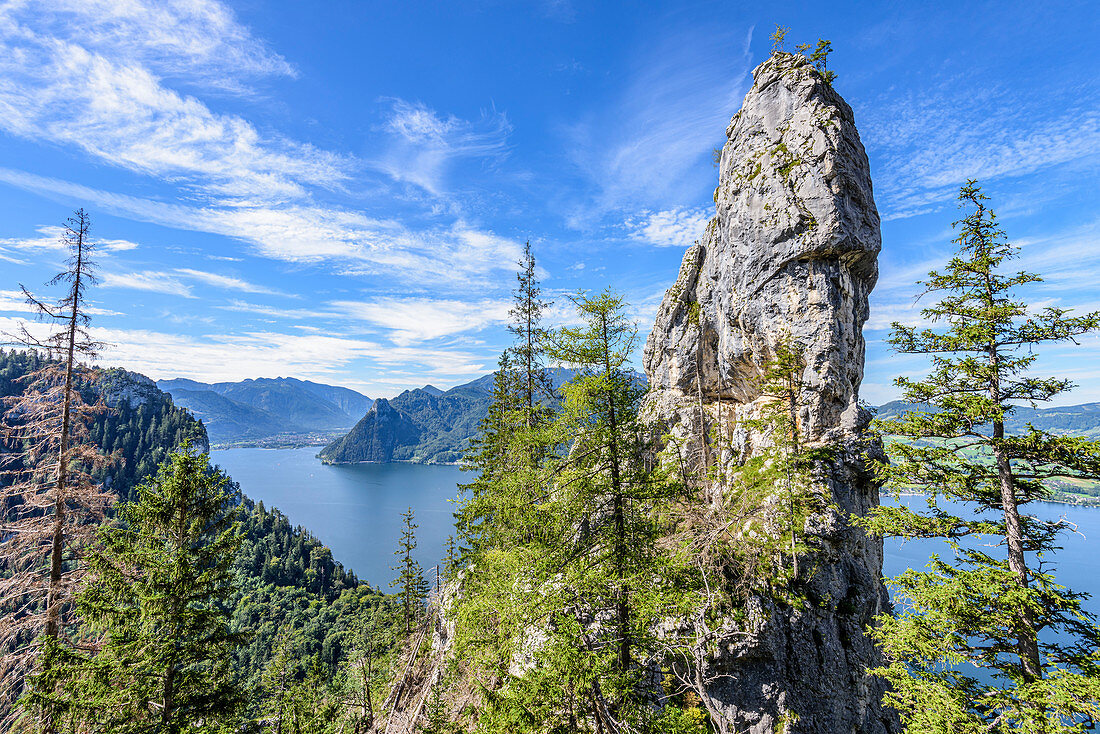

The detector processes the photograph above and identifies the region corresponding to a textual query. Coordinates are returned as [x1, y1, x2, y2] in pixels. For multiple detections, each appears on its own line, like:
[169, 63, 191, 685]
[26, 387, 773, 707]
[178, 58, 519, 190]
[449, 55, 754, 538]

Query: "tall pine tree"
[0, 209, 114, 733]
[864, 181, 1100, 731]
[69, 442, 243, 732]
[391, 507, 427, 634]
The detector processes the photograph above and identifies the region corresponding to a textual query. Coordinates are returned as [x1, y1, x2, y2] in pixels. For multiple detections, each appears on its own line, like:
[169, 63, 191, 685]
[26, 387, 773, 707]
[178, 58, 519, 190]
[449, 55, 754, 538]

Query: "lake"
[213, 447, 1100, 619]
[211, 447, 465, 589]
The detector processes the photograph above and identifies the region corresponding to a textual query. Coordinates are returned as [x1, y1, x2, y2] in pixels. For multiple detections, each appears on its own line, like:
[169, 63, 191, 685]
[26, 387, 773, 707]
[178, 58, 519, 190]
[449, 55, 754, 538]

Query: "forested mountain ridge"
[157, 375, 372, 445]
[1, 349, 206, 503]
[321, 372, 1100, 467]
[319, 368, 589, 464]
[876, 399, 1100, 437]
[1, 350, 401, 723]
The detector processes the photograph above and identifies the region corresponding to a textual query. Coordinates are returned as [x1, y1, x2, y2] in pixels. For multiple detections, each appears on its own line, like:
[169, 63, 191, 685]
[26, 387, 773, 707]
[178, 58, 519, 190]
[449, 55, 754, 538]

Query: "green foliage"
[770, 23, 790, 53]
[864, 181, 1100, 731]
[809, 39, 835, 83]
[454, 287, 691, 732]
[2, 351, 408, 732]
[0, 351, 209, 505]
[391, 507, 429, 634]
[66, 442, 244, 732]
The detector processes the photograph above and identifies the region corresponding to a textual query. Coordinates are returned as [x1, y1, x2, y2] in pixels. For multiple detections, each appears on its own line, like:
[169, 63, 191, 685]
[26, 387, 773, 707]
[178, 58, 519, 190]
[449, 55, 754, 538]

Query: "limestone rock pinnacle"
[643, 52, 897, 734]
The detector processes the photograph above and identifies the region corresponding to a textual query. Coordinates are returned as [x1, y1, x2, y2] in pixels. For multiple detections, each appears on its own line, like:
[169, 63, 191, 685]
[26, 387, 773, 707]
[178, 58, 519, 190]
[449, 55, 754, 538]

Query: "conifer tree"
[261, 631, 295, 734]
[69, 442, 243, 732]
[391, 507, 427, 634]
[337, 606, 387, 732]
[739, 339, 823, 584]
[456, 243, 553, 558]
[493, 289, 680, 728]
[0, 209, 114, 732]
[508, 241, 554, 429]
[864, 181, 1100, 731]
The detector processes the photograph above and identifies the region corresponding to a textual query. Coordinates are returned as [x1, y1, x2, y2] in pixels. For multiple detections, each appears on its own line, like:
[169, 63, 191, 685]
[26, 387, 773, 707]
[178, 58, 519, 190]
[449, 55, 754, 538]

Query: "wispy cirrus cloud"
[563, 25, 754, 225]
[0, 289, 121, 316]
[221, 301, 337, 321]
[0, 225, 141, 258]
[626, 207, 710, 247]
[0, 168, 524, 289]
[175, 268, 285, 295]
[376, 99, 513, 195]
[331, 297, 512, 346]
[862, 81, 1100, 221]
[0, 33, 349, 203]
[0, 315, 494, 394]
[4, 0, 296, 92]
[0, 2, 523, 290]
[102, 267, 285, 299]
[102, 271, 196, 298]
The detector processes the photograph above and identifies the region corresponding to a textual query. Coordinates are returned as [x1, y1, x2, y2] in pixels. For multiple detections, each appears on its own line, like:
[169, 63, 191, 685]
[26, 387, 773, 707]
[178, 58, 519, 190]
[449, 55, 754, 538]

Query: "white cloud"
[221, 301, 336, 320]
[0, 289, 121, 317]
[626, 208, 710, 248]
[0, 5, 527, 289]
[0, 316, 495, 395]
[0, 34, 348, 204]
[862, 83, 1100, 220]
[377, 99, 512, 195]
[3, 0, 296, 92]
[332, 298, 512, 346]
[563, 26, 754, 222]
[0, 168, 525, 288]
[101, 271, 194, 298]
[0, 225, 142, 261]
[175, 268, 284, 295]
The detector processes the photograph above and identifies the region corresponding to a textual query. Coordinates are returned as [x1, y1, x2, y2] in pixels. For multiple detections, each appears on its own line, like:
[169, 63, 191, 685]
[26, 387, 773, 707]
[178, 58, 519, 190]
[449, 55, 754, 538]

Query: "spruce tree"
[391, 507, 427, 634]
[486, 290, 681, 729]
[508, 241, 554, 430]
[70, 442, 243, 732]
[864, 181, 1100, 731]
[456, 242, 553, 559]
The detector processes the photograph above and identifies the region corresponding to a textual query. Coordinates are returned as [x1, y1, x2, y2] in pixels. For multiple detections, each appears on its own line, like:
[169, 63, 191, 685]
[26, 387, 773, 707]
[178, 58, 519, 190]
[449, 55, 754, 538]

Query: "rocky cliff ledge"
[643, 52, 896, 734]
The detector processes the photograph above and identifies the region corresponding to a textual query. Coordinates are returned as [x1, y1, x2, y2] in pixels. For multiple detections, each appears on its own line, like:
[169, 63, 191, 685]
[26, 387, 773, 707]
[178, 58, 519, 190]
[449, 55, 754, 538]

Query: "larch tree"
[70, 442, 243, 732]
[864, 181, 1100, 732]
[737, 339, 824, 585]
[0, 209, 114, 732]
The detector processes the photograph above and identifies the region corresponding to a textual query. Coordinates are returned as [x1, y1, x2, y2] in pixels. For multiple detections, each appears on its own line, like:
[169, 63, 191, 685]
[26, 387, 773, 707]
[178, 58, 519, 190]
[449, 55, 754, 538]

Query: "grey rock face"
[643, 53, 896, 733]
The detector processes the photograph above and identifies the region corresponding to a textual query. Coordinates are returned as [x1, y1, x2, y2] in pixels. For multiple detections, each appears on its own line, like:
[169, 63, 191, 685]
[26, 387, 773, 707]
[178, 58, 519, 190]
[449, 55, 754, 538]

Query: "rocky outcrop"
[644, 53, 896, 733]
[319, 398, 425, 463]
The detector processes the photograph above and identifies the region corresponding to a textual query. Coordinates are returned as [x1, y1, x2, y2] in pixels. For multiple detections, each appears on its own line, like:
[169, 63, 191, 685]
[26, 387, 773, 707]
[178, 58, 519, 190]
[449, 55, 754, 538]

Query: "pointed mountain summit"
[644, 52, 895, 733]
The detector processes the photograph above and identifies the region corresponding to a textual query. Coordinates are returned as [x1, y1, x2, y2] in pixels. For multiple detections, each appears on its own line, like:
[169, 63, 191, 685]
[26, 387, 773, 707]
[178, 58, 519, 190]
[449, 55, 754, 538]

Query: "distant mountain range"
[157, 377, 372, 445]
[158, 370, 1100, 460]
[318, 368, 596, 465]
[875, 401, 1100, 438]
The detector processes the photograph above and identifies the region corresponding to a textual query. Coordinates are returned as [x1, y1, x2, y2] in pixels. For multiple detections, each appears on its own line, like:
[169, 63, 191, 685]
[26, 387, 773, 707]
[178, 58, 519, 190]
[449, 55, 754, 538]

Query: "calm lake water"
[213, 447, 1100, 617]
[212, 447, 465, 588]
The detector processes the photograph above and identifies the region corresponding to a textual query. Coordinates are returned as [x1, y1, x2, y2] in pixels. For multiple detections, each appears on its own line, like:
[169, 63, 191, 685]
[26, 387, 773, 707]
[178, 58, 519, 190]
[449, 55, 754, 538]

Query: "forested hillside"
[319, 368, 591, 464]
[1, 350, 404, 728]
[1, 350, 204, 503]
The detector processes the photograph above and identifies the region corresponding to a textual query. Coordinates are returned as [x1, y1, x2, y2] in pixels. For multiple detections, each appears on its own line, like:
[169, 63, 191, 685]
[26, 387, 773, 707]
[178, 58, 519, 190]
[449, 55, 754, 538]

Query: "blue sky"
[0, 0, 1098, 403]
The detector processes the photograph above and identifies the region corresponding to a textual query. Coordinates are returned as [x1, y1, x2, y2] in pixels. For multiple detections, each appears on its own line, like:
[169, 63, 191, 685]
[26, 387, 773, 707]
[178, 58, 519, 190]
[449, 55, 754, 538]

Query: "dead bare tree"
[0, 209, 114, 733]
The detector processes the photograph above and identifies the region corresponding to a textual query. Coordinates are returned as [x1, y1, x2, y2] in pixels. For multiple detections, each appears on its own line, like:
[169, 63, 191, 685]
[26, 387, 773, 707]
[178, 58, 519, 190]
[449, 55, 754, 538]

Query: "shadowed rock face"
[644, 53, 897, 734]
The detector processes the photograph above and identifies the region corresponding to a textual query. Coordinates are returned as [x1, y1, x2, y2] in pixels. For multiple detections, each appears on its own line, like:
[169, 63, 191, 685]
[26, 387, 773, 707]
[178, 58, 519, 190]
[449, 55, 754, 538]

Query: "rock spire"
[643, 52, 897, 734]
